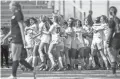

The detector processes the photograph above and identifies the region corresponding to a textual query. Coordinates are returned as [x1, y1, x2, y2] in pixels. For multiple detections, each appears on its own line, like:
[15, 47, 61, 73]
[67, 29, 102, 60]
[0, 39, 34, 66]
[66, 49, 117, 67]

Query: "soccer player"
[64, 18, 75, 70]
[37, 16, 50, 71]
[43, 15, 63, 71]
[100, 15, 110, 69]
[107, 6, 120, 75]
[1, 2, 33, 79]
[90, 17, 108, 69]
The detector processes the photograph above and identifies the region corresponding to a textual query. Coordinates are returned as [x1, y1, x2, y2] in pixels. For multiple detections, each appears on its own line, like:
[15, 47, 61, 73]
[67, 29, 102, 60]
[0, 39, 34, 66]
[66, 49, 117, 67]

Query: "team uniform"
[39, 22, 50, 44]
[30, 24, 40, 46]
[57, 26, 65, 52]
[64, 27, 73, 49]
[108, 17, 120, 50]
[25, 28, 34, 61]
[25, 29, 34, 48]
[10, 10, 24, 61]
[91, 24, 104, 51]
[100, 23, 109, 52]
[74, 27, 85, 50]
[83, 25, 93, 47]
[49, 22, 62, 46]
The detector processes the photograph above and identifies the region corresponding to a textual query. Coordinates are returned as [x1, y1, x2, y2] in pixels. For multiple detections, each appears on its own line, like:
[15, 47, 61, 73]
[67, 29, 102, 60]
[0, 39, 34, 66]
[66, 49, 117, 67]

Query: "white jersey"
[25, 34, 34, 48]
[25, 28, 34, 47]
[101, 23, 109, 40]
[73, 27, 86, 48]
[29, 24, 40, 44]
[39, 22, 50, 43]
[83, 25, 92, 33]
[65, 27, 73, 45]
[49, 23, 61, 43]
[92, 24, 104, 41]
[74, 27, 85, 42]
[30, 24, 38, 35]
[83, 25, 93, 47]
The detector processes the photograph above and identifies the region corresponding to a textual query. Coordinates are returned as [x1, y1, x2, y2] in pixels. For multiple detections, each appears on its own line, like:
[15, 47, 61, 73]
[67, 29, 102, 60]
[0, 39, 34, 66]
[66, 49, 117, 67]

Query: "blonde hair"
[9, 1, 21, 11]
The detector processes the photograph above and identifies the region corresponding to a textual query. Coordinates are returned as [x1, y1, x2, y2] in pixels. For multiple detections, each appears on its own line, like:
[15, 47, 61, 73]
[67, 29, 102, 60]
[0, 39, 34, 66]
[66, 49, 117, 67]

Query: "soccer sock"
[94, 55, 100, 67]
[48, 53, 55, 66]
[12, 60, 19, 77]
[88, 56, 92, 67]
[111, 62, 116, 74]
[32, 56, 38, 67]
[58, 57, 63, 68]
[67, 64, 71, 69]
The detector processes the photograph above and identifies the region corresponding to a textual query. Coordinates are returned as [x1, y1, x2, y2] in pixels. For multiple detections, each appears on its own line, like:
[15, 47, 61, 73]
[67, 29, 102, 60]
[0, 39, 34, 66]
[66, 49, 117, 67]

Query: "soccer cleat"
[57, 67, 64, 71]
[49, 64, 57, 71]
[7, 75, 17, 79]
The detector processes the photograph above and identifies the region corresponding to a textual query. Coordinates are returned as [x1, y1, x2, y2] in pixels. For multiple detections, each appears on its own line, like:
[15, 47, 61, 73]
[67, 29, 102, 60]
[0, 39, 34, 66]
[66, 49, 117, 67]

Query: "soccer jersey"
[64, 27, 73, 48]
[101, 23, 109, 40]
[39, 22, 50, 43]
[49, 22, 61, 44]
[30, 24, 38, 35]
[25, 33, 34, 48]
[11, 10, 23, 44]
[29, 24, 40, 44]
[74, 27, 85, 43]
[73, 27, 85, 48]
[83, 25, 93, 47]
[92, 24, 104, 40]
[91, 23, 105, 49]
[25, 28, 35, 47]
[83, 25, 92, 33]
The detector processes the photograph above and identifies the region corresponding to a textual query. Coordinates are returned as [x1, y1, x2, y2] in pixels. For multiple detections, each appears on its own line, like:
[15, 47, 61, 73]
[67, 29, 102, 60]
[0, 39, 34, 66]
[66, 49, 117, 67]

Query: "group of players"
[1, 1, 120, 79]
[23, 6, 120, 73]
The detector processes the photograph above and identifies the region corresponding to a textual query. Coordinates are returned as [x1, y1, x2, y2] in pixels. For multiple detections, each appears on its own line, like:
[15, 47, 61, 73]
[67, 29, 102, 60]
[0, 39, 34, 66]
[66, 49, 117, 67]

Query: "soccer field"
[1, 68, 120, 79]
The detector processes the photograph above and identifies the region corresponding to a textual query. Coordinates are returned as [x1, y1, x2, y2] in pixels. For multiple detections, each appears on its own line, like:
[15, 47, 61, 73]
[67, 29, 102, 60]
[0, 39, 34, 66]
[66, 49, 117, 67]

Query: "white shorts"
[91, 38, 103, 50]
[41, 34, 50, 44]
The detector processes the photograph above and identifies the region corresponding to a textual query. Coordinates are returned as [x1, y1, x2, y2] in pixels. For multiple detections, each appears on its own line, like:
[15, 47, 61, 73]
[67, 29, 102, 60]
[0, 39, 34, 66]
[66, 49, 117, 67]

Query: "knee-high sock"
[20, 59, 33, 70]
[94, 55, 100, 67]
[48, 53, 55, 66]
[111, 62, 116, 74]
[58, 57, 63, 68]
[12, 60, 19, 77]
[70, 59, 75, 68]
[88, 56, 93, 67]
[32, 56, 37, 67]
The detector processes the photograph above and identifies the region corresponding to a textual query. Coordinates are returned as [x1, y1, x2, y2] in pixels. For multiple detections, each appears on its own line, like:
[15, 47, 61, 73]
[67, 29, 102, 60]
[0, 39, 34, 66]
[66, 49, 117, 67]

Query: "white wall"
[65, 1, 74, 20]
[92, 0, 107, 20]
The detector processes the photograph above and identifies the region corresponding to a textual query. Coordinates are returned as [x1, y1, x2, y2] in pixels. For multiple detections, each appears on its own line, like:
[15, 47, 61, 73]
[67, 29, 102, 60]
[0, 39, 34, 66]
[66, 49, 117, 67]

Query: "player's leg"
[10, 43, 22, 78]
[97, 41, 108, 70]
[48, 42, 56, 71]
[38, 42, 46, 69]
[32, 45, 39, 67]
[56, 45, 64, 71]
